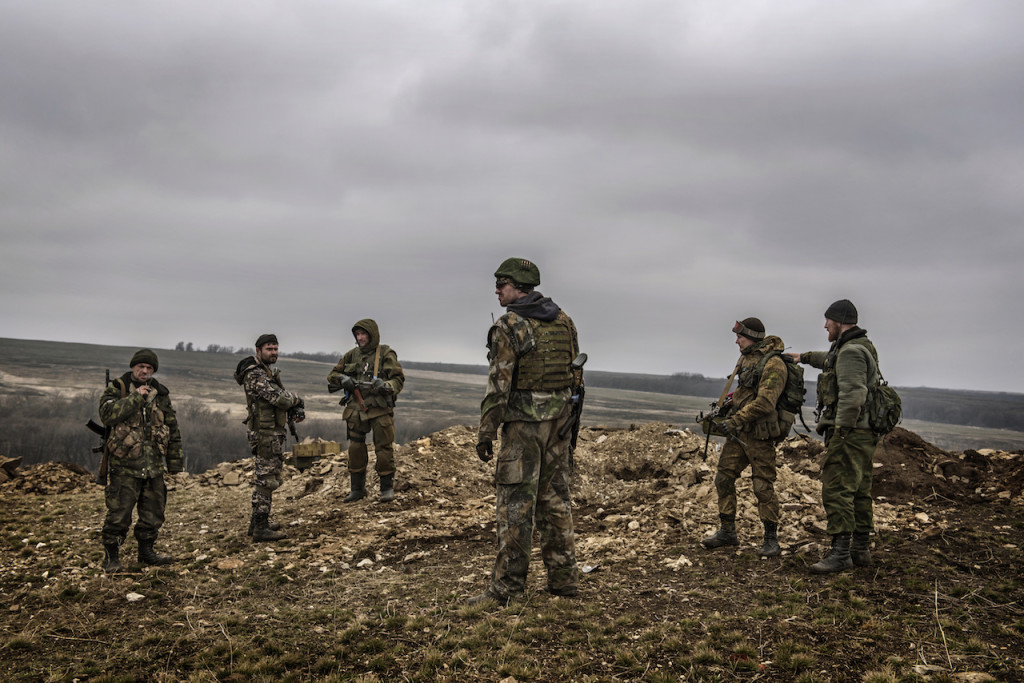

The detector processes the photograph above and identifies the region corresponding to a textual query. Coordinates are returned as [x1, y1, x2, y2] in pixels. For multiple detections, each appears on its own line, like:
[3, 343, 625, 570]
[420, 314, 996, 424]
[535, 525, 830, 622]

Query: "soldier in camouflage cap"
[99, 349, 184, 571]
[235, 335, 305, 542]
[468, 258, 583, 606]
[701, 318, 789, 559]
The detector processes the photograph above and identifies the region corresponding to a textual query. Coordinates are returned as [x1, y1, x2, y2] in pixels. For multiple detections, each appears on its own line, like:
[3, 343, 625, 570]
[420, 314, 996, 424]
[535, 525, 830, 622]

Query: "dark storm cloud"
[1, 0, 1022, 392]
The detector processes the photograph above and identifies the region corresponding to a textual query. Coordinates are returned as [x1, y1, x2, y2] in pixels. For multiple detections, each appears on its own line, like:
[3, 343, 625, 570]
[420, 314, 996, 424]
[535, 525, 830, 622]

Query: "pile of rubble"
[0, 456, 98, 495]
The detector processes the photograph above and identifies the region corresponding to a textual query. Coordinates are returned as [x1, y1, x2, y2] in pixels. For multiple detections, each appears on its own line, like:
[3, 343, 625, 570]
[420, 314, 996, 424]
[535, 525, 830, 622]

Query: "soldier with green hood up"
[99, 348, 184, 572]
[328, 319, 405, 502]
[468, 258, 583, 606]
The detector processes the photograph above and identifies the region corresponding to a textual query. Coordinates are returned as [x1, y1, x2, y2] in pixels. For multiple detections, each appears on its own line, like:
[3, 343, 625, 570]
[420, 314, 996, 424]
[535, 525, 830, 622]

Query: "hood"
[234, 356, 259, 385]
[743, 335, 786, 357]
[352, 318, 380, 350]
[506, 291, 561, 322]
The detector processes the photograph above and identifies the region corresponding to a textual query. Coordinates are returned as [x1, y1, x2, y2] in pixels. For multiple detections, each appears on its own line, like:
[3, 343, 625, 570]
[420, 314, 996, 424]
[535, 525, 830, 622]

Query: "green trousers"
[821, 428, 878, 535]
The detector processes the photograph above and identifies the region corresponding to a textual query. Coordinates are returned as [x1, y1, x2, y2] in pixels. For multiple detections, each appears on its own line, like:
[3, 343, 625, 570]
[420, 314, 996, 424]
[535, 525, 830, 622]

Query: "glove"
[721, 418, 739, 434]
[166, 460, 183, 474]
[476, 439, 494, 462]
[370, 378, 390, 394]
[339, 375, 357, 391]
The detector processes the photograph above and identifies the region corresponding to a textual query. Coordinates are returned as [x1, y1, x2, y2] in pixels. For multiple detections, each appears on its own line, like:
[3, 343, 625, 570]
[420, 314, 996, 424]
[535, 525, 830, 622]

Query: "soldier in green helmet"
[790, 299, 880, 573]
[98, 348, 184, 572]
[469, 258, 583, 606]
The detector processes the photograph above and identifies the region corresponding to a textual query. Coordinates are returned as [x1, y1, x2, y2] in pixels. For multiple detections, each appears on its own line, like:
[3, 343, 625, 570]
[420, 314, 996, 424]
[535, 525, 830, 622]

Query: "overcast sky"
[2, 1, 1022, 393]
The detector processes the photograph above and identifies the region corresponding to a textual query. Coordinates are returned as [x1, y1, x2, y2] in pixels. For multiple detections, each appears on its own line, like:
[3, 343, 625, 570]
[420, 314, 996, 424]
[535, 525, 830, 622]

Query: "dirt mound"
[0, 460, 98, 495]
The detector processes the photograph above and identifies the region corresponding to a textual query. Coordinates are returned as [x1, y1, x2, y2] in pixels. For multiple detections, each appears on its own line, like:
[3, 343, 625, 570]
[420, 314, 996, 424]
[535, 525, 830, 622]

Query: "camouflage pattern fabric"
[241, 360, 300, 517]
[252, 433, 285, 517]
[242, 361, 302, 436]
[102, 472, 167, 545]
[346, 413, 395, 475]
[821, 428, 878, 535]
[715, 438, 780, 523]
[729, 335, 787, 438]
[490, 418, 578, 597]
[710, 336, 786, 524]
[478, 298, 580, 442]
[99, 372, 183, 477]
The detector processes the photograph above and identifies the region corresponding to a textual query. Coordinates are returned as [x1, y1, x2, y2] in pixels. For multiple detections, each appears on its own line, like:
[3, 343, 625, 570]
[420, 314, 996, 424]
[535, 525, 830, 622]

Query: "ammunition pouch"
[776, 409, 796, 439]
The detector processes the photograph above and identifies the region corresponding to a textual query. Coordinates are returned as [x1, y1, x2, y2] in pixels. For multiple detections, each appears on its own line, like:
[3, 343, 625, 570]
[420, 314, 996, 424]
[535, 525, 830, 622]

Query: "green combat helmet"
[494, 257, 541, 288]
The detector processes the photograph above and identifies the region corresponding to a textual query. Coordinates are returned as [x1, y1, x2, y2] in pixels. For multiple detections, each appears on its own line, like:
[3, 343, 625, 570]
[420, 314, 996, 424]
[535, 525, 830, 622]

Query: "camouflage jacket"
[99, 372, 183, 478]
[236, 357, 302, 437]
[327, 318, 405, 420]
[479, 292, 581, 442]
[729, 335, 787, 438]
[801, 327, 878, 431]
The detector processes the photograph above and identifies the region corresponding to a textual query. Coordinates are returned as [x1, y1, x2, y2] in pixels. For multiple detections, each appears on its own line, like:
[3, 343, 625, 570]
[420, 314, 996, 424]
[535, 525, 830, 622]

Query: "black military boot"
[103, 542, 122, 573]
[851, 531, 872, 567]
[344, 471, 367, 503]
[758, 520, 781, 558]
[247, 515, 282, 537]
[252, 511, 286, 542]
[380, 474, 395, 503]
[138, 540, 174, 565]
[810, 533, 853, 574]
[701, 514, 739, 549]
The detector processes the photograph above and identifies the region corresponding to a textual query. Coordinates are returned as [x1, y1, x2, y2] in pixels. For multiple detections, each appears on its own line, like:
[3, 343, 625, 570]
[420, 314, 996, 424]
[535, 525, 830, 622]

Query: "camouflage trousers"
[252, 432, 285, 517]
[821, 427, 878, 535]
[102, 472, 167, 546]
[490, 417, 578, 597]
[346, 412, 395, 476]
[715, 435, 780, 523]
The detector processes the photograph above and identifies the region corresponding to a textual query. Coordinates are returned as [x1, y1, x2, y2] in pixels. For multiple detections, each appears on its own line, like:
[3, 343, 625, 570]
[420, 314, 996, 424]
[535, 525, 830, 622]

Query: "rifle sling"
[717, 361, 741, 407]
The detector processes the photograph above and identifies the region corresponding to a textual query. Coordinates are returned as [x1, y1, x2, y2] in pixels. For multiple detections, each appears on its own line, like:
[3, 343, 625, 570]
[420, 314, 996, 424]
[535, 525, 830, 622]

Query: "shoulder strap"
[718, 360, 742, 406]
[373, 345, 381, 378]
[115, 378, 128, 398]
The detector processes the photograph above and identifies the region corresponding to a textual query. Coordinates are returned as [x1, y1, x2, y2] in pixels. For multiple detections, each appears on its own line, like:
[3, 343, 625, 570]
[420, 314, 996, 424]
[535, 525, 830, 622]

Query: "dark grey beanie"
[129, 348, 159, 371]
[824, 299, 858, 325]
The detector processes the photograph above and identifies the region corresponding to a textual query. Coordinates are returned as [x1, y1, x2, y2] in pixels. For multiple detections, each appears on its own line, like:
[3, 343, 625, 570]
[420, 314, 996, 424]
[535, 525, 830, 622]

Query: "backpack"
[865, 375, 902, 435]
[845, 337, 903, 436]
[755, 351, 806, 414]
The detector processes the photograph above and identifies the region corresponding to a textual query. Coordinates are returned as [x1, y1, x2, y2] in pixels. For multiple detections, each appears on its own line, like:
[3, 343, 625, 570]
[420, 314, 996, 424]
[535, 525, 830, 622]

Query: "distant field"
[2, 337, 1023, 453]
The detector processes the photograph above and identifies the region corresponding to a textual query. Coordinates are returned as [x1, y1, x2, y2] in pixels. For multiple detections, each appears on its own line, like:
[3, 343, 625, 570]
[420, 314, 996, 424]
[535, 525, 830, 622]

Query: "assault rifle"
[696, 396, 749, 459]
[328, 378, 392, 412]
[558, 353, 588, 451]
[287, 403, 304, 442]
[85, 369, 112, 485]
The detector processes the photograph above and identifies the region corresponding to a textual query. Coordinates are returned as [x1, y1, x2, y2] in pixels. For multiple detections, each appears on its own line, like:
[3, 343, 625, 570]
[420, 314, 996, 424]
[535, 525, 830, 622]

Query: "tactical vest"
[107, 379, 171, 460]
[816, 336, 878, 418]
[249, 367, 289, 432]
[506, 311, 574, 392]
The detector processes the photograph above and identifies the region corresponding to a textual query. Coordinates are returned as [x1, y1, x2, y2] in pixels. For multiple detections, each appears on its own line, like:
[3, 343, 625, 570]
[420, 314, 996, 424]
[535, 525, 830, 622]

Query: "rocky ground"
[1, 425, 1023, 682]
